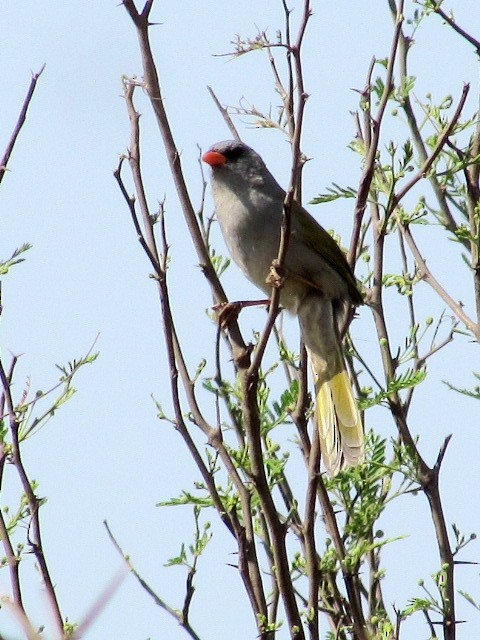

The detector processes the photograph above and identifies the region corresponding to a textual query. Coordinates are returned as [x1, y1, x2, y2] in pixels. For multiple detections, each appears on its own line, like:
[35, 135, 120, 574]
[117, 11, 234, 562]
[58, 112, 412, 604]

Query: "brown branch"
[114, 155, 162, 276]
[206, 86, 241, 141]
[0, 65, 45, 185]
[122, 79, 163, 269]
[280, 1, 296, 142]
[363, 10, 460, 635]
[304, 429, 320, 640]
[237, 5, 313, 638]
[393, 2, 468, 248]
[70, 563, 130, 640]
[122, 0, 247, 363]
[440, 114, 480, 330]
[116, 63, 270, 627]
[388, 393, 457, 638]
[392, 84, 470, 207]
[250, 0, 311, 376]
[348, 57, 376, 266]
[104, 521, 202, 640]
[370, 194, 397, 384]
[430, 3, 480, 54]
[316, 475, 367, 639]
[348, 0, 405, 267]
[398, 220, 478, 338]
[241, 372, 304, 639]
[0, 357, 64, 636]
[462, 89, 480, 327]
[0, 446, 24, 615]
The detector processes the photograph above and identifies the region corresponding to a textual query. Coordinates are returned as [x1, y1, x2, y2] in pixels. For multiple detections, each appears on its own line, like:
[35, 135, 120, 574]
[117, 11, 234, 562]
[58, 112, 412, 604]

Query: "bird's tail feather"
[312, 361, 364, 474]
[299, 294, 364, 475]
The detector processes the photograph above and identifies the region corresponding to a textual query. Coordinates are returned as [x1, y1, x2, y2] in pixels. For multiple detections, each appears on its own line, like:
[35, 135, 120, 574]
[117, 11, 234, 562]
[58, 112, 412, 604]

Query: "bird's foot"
[213, 299, 271, 328]
[266, 260, 286, 290]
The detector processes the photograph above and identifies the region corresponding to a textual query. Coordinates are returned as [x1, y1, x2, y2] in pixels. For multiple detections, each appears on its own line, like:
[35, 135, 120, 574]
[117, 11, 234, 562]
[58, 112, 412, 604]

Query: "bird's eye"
[222, 146, 245, 162]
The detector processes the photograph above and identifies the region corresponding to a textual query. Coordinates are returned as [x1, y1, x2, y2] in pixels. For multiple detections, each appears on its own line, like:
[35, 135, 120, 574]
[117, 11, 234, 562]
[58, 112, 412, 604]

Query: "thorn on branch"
[434, 434, 452, 472]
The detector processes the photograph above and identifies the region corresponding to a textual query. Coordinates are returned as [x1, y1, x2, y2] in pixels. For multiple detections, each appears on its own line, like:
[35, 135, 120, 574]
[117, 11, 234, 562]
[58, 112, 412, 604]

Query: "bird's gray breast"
[212, 183, 281, 295]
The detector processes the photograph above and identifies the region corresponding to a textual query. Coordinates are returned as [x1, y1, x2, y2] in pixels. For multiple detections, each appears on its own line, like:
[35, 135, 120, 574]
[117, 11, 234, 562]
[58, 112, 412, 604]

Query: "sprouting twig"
[392, 84, 470, 207]
[0, 358, 64, 637]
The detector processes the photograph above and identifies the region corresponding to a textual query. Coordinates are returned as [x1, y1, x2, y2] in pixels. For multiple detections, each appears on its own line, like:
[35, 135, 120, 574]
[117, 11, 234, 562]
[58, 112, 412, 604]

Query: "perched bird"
[202, 140, 363, 474]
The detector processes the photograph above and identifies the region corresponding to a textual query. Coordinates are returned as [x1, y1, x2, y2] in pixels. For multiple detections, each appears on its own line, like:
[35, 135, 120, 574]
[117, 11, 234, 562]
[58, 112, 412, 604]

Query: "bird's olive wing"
[292, 201, 363, 305]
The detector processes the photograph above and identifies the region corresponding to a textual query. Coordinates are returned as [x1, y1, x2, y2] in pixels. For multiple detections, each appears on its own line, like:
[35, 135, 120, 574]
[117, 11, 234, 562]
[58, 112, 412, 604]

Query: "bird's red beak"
[202, 150, 227, 167]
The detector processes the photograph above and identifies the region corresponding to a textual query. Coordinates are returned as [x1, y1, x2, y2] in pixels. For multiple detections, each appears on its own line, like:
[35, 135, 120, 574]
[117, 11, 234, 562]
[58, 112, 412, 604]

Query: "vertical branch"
[316, 476, 367, 640]
[245, 5, 313, 636]
[392, 0, 469, 248]
[122, 0, 247, 361]
[241, 373, 305, 640]
[0, 448, 24, 615]
[303, 430, 320, 640]
[463, 90, 480, 329]
[116, 65, 271, 636]
[349, 0, 405, 267]
[0, 359, 64, 637]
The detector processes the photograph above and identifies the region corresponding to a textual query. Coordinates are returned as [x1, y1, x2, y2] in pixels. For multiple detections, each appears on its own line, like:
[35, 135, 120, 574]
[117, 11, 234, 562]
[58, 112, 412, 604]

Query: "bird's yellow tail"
[313, 363, 364, 475]
[298, 294, 364, 475]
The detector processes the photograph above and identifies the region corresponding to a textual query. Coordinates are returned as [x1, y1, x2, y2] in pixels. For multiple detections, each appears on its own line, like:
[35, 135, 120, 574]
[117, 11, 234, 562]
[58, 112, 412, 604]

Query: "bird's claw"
[266, 260, 286, 289]
[212, 299, 271, 328]
[213, 301, 242, 328]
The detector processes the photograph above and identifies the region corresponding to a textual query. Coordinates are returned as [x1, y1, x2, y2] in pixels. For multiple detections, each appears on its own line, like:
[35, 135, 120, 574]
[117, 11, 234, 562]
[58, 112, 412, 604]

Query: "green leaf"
[443, 372, 480, 400]
[401, 597, 432, 616]
[0, 243, 32, 275]
[310, 183, 357, 204]
[459, 590, 480, 612]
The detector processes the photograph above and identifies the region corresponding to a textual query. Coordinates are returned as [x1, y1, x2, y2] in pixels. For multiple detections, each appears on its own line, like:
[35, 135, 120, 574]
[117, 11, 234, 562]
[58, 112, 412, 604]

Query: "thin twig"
[349, 1, 405, 267]
[207, 87, 241, 140]
[392, 84, 470, 207]
[70, 564, 130, 640]
[104, 521, 202, 640]
[398, 220, 478, 337]
[0, 65, 45, 185]
[122, 0, 247, 363]
[0, 446, 24, 615]
[430, 3, 480, 54]
[0, 358, 64, 637]
[392, 1, 467, 248]
[304, 428, 320, 640]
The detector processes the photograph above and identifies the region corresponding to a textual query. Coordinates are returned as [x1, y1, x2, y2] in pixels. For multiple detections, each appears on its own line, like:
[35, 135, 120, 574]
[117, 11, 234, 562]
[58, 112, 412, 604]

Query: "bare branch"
[122, 0, 248, 364]
[0, 65, 45, 185]
[104, 520, 202, 640]
[349, 0, 405, 267]
[207, 86, 241, 140]
[304, 429, 320, 640]
[430, 2, 480, 53]
[398, 220, 478, 338]
[0, 446, 24, 616]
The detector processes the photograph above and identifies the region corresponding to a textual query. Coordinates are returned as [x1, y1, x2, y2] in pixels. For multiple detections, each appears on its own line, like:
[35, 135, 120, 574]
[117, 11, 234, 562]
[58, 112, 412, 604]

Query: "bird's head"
[202, 140, 274, 190]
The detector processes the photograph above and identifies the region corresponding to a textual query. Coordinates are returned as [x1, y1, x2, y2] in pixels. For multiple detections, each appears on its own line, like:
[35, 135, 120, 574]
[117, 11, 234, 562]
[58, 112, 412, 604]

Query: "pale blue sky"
[1, 2, 479, 639]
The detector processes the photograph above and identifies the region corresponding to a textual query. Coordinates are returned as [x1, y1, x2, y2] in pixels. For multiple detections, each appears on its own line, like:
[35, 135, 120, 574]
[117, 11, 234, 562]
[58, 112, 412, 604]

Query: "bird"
[202, 140, 363, 474]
